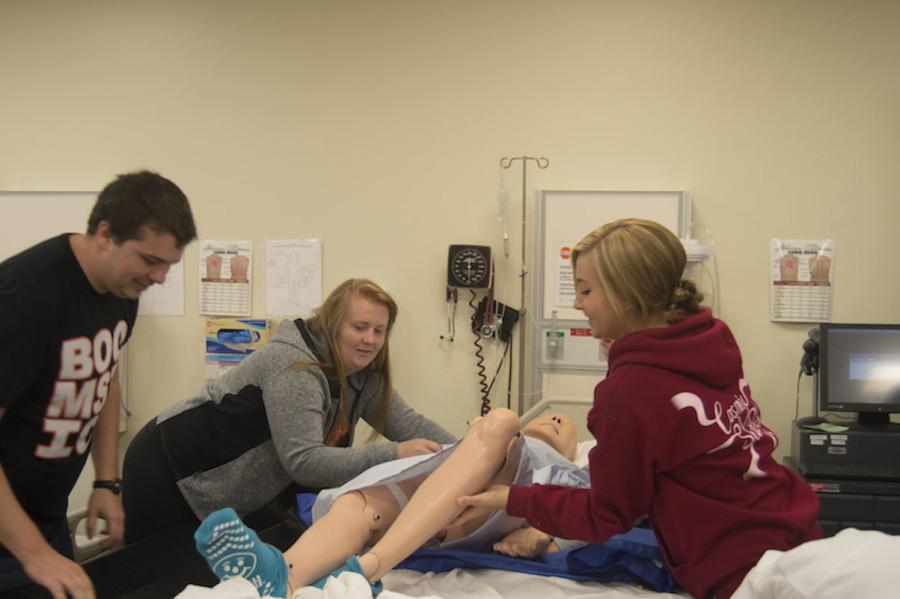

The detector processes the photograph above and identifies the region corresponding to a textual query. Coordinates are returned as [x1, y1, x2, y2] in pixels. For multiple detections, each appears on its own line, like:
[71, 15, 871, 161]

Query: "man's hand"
[493, 526, 558, 558]
[0, 463, 95, 597]
[396, 438, 441, 458]
[457, 483, 510, 511]
[21, 546, 94, 599]
[86, 488, 124, 548]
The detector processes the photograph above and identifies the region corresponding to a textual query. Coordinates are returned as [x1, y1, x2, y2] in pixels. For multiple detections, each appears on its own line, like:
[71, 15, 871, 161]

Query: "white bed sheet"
[177, 528, 900, 599]
[382, 568, 688, 599]
[384, 527, 900, 598]
[177, 568, 688, 599]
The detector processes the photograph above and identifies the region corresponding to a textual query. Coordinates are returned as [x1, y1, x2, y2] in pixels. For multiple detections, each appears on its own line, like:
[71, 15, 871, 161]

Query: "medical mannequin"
[195, 410, 581, 598]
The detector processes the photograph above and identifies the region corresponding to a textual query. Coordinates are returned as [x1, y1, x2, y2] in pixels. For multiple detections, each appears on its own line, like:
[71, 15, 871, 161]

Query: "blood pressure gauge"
[447, 245, 492, 288]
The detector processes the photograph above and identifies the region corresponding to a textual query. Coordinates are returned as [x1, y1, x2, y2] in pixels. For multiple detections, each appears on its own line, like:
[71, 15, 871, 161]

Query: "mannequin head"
[521, 412, 578, 462]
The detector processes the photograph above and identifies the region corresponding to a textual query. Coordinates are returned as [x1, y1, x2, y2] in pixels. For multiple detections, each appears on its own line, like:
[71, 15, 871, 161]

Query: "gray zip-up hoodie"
[156, 318, 455, 519]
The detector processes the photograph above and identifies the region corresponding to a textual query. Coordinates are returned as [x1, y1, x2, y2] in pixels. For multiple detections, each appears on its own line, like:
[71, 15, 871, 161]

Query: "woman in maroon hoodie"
[461, 218, 822, 599]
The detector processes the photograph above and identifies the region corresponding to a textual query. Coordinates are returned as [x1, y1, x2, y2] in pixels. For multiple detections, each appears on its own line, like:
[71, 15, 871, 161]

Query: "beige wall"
[3, 1, 899, 506]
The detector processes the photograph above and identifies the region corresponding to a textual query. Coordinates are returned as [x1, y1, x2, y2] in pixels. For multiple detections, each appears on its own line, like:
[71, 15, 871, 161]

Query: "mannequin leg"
[283, 487, 402, 591]
[357, 408, 521, 581]
[196, 488, 407, 597]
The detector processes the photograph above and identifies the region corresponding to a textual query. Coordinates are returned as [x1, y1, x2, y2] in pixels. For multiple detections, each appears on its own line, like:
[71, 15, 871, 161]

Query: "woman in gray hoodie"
[121, 278, 455, 543]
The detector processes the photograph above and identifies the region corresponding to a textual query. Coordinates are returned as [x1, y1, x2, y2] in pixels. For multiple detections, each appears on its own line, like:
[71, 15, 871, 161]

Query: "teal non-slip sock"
[195, 507, 288, 599]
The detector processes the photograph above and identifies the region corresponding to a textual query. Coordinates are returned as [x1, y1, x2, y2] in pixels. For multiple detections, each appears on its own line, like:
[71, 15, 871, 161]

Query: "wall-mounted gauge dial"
[447, 244, 492, 288]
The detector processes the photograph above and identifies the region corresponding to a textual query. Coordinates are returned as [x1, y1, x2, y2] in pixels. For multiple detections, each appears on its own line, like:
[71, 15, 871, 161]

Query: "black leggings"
[122, 418, 199, 544]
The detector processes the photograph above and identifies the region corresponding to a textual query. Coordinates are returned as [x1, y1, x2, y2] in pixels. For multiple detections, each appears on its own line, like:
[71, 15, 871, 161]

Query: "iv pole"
[499, 155, 550, 415]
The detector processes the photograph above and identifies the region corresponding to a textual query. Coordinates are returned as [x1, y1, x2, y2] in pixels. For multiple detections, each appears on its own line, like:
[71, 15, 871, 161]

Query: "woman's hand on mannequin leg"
[457, 483, 510, 511]
[396, 438, 441, 458]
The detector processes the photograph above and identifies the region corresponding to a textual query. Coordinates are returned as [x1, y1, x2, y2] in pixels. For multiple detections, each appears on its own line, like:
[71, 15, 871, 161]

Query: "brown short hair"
[87, 170, 197, 247]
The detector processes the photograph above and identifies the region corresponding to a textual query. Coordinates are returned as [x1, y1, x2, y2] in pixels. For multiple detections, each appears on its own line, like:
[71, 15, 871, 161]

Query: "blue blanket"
[296, 493, 676, 593]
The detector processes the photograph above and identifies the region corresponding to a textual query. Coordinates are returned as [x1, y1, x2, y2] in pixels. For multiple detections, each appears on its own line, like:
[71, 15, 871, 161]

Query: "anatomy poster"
[770, 238, 835, 323]
[199, 240, 253, 316]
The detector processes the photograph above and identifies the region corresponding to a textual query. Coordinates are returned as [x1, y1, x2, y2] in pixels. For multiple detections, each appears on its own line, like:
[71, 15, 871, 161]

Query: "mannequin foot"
[195, 507, 289, 599]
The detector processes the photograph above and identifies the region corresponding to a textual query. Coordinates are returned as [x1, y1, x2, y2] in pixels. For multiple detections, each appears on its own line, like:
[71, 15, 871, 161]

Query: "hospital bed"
[23, 396, 894, 599]
[293, 524, 900, 599]
[173, 523, 900, 599]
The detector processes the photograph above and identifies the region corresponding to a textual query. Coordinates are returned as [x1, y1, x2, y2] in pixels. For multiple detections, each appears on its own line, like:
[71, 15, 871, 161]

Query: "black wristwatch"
[93, 478, 123, 495]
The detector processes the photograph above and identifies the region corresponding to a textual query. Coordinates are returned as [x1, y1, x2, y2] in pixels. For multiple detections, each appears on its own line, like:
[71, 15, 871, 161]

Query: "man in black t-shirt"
[0, 171, 197, 597]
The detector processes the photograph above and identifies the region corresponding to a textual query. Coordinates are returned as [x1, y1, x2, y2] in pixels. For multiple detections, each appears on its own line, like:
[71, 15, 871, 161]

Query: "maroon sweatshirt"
[508, 310, 821, 598]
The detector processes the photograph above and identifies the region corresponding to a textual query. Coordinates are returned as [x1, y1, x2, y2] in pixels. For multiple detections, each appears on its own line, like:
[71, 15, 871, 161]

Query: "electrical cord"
[469, 290, 491, 415]
[505, 329, 514, 411]
[486, 336, 511, 399]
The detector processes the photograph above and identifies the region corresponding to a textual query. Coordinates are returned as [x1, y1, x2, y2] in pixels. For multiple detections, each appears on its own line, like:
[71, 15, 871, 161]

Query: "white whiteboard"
[534, 190, 689, 321]
[0, 191, 96, 261]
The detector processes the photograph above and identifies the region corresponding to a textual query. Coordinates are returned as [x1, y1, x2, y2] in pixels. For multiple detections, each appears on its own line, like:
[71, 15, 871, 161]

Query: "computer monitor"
[819, 323, 900, 427]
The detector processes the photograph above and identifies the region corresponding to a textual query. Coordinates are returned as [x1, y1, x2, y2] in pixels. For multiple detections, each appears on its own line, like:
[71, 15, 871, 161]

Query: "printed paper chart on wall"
[265, 239, 322, 317]
[770, 238, 835, 323]
[199, 240, 253, 317]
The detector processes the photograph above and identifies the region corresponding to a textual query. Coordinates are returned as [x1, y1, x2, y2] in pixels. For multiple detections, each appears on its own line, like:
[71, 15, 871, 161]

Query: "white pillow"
[573, 440, 595, 468]
[731, 528, 900, 599]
